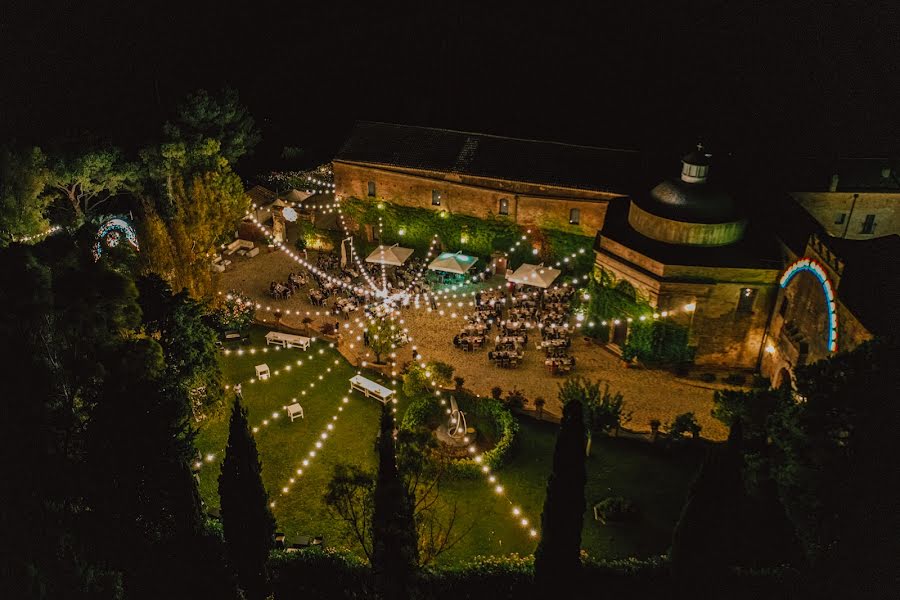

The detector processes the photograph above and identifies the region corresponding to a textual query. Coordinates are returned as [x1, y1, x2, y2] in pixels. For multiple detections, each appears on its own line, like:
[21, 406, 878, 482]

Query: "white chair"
[287, 403, 304, 422]
[255, 364, 270, 380]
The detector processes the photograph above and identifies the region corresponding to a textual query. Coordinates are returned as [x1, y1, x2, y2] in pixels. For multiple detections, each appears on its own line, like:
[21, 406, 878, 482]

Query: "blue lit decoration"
[779, 258, 838, 353]
[93, 217, 139, 260]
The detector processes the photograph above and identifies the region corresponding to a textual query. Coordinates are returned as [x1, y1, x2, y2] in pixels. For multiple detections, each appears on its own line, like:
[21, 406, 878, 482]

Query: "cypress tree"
[372, 401, 418, 600]
[534, 398, 587, 595]
[218, 396, 276, 600]
[669, 420, 744, 593]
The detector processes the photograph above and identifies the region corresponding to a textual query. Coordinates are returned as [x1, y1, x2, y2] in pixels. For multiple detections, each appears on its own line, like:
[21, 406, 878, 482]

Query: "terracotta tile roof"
[335, 121, 641, 194]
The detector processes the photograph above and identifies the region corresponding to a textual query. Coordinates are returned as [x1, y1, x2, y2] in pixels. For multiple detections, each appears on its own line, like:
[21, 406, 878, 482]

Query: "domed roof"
[634, 179, 740, 223]
[681, 149, 711, 166]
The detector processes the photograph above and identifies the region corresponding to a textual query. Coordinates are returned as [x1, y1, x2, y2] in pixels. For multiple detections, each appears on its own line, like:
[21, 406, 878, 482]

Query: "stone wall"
[627, 202, 747, 246]
[760, 242, 874, 384]
[334, 160, 619, 236]
[594, 248, 780, 369]
[791, 191, 900, 239]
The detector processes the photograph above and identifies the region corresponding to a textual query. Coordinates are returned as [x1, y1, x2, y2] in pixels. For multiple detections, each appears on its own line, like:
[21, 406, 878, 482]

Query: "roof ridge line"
[355, 120, 640, 154]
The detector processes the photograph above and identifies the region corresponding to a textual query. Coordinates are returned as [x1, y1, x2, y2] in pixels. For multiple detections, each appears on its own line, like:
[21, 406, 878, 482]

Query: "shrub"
[698, 372, 717, 383]
[320, 322, 336, 335]
[505, 388, 526, 410]
[723, 373, 746, 386]
[214, 289, 256, 331]
[594, 497, 640, 523]
[490, 386, 503, 400]
[400, 396, 443, 432]
[668, 412, 702, 441]
[401, 395, 519, 479]
[268, 547, 370, 599]
[453, 376, 465, 390]
[430, 361, 455, 387]
[448, 397, 519, 477]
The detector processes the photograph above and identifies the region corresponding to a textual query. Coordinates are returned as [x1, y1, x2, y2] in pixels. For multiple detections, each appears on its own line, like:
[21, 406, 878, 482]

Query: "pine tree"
[372, 402, 418, 599]
[218, 396, 276, 600]
[534, 398, 587, 595]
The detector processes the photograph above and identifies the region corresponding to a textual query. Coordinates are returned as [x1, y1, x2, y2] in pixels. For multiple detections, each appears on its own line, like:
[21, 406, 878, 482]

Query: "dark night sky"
[2, 1, 898, 173]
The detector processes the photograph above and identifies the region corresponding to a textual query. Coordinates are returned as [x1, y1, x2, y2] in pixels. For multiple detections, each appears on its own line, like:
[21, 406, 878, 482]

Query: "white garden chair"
[286, 403, 304, 422]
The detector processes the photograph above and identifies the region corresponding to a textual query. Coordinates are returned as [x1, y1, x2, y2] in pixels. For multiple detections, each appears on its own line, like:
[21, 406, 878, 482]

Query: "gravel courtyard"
[219, 244, 728, 440]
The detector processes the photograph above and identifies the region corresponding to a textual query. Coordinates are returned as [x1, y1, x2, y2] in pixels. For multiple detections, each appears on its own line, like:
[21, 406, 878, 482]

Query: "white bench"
[349, 375, 395, 404]
[247, 247, 260, 258]
[286, 403, 304, 422]
[265, 331, 310, 350]
[255, 364, 270, 380]
[226, 239, 255, 256]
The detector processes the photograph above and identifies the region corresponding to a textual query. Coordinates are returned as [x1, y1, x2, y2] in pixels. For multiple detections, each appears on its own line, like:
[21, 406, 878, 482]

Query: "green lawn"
[195, 326, 700, 565]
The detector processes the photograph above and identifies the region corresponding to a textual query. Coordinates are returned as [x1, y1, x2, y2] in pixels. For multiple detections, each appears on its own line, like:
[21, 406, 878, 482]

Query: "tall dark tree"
[163, 87, 261, 167]
[0, 244, 122, 599]
[533, 396, 587, 595]
[0, 145, 52, 246]
[137, 274, 224, 417]
[372, 402, 418, 599]
[218, 396, 276, 600]
[669, 421, 744, 592]
[771, 338, 899, 598]
[86, 337, 213, 600]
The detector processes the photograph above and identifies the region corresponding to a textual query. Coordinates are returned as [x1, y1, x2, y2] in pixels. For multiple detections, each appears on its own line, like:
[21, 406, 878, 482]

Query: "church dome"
[627, 146, 747, 247]
[643, 179, 740, 223]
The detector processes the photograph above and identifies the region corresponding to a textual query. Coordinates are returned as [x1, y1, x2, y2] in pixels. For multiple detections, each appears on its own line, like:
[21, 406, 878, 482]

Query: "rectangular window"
[499, 198, 510, 215]
[834, 213, 845, 225]
[431, 190, 442, 206]
[569, 207, 581, 225]
[367, 181, 376, 197]
[736, 288, 758, 314]
[861, 214, 876, 234]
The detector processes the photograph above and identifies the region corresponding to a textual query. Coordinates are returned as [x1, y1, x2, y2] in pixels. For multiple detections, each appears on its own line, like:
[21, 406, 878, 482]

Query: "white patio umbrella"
[505, 263, 561, 288]
[365, 244, 415, 266]
[428, 251, 478, 274]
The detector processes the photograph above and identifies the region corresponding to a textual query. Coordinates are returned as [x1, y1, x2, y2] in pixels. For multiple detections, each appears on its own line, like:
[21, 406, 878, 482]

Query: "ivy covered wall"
[341, 198, 595, 274]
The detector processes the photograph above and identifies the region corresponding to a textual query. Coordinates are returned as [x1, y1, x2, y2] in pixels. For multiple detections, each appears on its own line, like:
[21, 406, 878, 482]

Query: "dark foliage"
[218, 396, 277, 600]
[533, 399, 587, 595]
[372, 402, 418, 599]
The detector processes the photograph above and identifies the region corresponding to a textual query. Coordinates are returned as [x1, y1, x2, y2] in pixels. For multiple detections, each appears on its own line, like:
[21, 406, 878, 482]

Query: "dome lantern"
[680, 143, 712, 184]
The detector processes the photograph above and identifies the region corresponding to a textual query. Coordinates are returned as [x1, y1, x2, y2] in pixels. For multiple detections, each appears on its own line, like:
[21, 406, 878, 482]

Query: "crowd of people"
[453, 284, 577, 374]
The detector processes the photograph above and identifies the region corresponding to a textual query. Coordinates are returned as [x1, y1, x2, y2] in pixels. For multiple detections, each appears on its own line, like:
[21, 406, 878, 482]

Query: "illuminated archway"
[780, 258, 838, 353]
[93, 217, 139, 260]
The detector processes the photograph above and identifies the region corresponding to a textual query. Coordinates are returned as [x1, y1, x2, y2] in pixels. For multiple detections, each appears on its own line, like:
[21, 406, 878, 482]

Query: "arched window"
[569, 207, 581, 225]
[499, 198, 510, 215]
[367, 181, 376, 197]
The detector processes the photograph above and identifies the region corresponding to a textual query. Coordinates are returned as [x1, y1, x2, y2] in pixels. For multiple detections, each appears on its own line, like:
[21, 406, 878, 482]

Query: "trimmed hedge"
[401, 395, 519, 478]
[269, 547, 370, 599]
[268, 549, 802, 600]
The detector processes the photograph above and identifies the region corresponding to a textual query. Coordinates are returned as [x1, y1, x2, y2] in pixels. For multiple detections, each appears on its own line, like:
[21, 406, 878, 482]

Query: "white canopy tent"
[506, 263, 561, 288]
[428, 252, 478, 274]
[365, 244, 415, 266]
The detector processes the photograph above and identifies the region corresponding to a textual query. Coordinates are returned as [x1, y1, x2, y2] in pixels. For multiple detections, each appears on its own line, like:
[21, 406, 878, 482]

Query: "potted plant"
[301, 316, 314, 337]
[649, 418, 661, 443]
[534, 397, 546, 421]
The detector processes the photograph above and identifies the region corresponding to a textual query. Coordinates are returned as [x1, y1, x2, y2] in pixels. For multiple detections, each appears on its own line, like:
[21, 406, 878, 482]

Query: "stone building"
[333, 121, 641, 236]
[759, 180, 900, 387]
[593, 149, 783, 368]
[332, 122, 899, 380]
